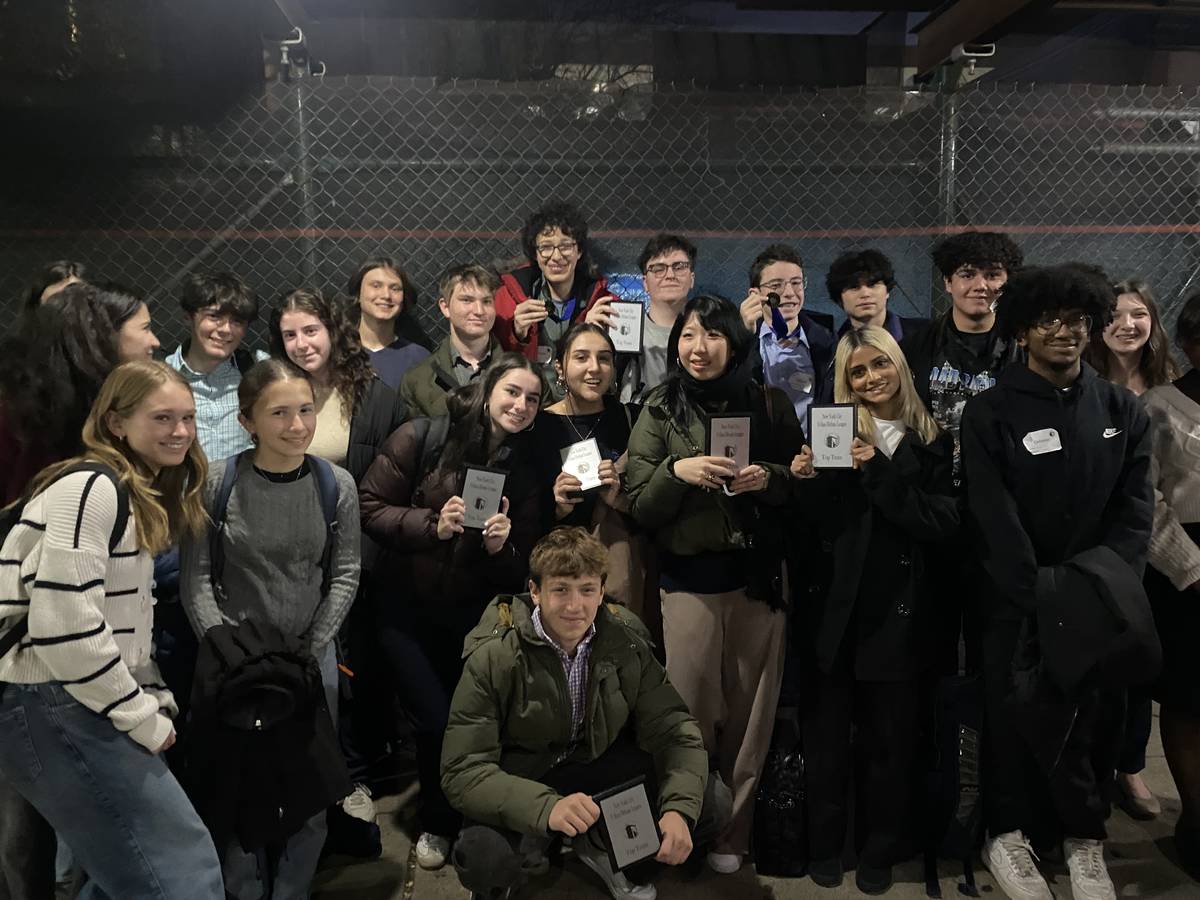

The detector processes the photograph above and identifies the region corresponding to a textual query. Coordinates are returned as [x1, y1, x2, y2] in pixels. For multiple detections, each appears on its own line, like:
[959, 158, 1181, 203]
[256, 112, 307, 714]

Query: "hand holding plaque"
[560, 438, 603, 491]
[807, 404, 857, 470]
[461, 466, 507, 529]
[606, 302, 646, 354]
[594, 777, 662, 871]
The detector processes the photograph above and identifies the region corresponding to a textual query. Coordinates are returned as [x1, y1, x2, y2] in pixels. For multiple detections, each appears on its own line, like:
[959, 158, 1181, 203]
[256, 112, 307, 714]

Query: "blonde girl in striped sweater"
[0, 359, 224, 899]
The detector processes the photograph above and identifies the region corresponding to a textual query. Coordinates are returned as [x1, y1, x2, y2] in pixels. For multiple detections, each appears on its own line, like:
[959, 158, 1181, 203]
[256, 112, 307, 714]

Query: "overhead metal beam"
[914, 0, 1046, 75]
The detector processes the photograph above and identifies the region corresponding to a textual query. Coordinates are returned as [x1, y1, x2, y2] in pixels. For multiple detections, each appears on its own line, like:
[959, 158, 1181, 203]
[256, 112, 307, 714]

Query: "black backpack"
[922, 673, 984, 898]
[0, 463, 131, 659]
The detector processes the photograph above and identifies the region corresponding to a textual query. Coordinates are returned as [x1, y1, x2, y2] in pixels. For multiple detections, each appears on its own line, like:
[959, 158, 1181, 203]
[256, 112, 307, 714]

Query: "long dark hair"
[660, 294, 752, 425]
[269, 288, 377, 416]
[25, 259, 87, 310]
[0, 284, 143, 458]
[1086, 278, 1179, 388]
[346, 255, 434, 351]
[435, 352, 541, 478]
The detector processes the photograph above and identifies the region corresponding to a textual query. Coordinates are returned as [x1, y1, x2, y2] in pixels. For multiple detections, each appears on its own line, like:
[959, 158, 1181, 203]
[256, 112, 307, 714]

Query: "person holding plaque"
[790, 326, 958, 894]
[625, 294, 804, 874]
[493, 202, 613, 394]
[442, 528, 727, 900]
[358, 353, 544, 872]
[534, 323, 656, 632]
[960, 265, 1152, 900]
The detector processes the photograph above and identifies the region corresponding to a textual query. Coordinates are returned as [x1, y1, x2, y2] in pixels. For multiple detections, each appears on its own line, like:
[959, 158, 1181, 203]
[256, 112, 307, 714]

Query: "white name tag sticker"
[1022, 428, 1063, 455]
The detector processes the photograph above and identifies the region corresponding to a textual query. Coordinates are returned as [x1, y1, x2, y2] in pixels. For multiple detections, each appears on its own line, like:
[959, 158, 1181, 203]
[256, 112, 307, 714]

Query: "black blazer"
[797, 430, 959, 681]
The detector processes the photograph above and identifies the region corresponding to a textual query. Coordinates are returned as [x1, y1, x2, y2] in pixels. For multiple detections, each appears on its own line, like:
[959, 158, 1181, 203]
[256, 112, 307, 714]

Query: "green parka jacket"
[625, 382, 802, 558]
[398, 334, 503, 419]
[440, 593, 708, 836]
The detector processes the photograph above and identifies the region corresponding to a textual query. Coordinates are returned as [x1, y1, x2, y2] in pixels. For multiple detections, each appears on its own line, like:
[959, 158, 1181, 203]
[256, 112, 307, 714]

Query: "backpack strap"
[0, 463, 129, 660]
[58, 463, 130, 554]
[233, 348, 255, 376]
[209, 452, 248, 602]
[307, 455, 339, 597]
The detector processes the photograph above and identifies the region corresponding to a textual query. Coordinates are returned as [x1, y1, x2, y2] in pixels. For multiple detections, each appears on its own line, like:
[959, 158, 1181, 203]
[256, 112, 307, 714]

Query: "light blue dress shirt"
[166, 345, 269, 462]
[758, 321, 816, 425]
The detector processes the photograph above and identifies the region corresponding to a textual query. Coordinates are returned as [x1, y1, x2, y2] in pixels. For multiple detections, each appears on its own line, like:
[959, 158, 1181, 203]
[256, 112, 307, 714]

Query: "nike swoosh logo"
[1103, 428, 1122, 439]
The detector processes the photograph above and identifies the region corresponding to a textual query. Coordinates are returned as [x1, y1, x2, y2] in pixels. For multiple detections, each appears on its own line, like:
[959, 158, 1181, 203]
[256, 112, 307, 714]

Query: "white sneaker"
[415, 832, 452, 870]
[340, 783, 376, 822]
[572, 833, 657, 900]
[706, 851, 742, 874]
[982, 830, 1054, 900]
[1064, 837, 1116, 900]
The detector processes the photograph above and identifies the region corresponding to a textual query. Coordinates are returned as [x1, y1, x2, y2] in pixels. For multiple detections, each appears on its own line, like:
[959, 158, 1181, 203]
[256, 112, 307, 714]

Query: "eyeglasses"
[645, 261, 693, 277]
[1033, 313, 1092, 335]
[535, 240, 578, 259]
[759, 277, 806, 295]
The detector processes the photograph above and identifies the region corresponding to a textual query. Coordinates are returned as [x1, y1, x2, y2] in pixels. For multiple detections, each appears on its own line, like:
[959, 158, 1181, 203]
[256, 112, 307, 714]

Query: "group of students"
[0, 202, 1196, 900]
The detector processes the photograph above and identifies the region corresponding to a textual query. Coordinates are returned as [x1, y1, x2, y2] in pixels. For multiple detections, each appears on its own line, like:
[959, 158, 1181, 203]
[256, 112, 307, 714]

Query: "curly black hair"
[269, 288, 377, 417]
[25, 259, 87, 311]
[520, 201, 591, 270]
[931, 231, 1024, 280]
[825, 249, 896, 306]
[994, 263, 1116, 342]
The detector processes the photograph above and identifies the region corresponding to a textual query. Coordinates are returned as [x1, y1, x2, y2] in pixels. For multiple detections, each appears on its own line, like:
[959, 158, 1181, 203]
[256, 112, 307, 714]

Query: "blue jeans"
[222, 642, 339, 900]
[0, 682, 223, 900]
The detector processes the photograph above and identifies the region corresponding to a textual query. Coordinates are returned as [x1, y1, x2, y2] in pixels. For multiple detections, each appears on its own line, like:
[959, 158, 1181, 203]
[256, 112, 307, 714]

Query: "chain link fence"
[2, 79, 1199, 352]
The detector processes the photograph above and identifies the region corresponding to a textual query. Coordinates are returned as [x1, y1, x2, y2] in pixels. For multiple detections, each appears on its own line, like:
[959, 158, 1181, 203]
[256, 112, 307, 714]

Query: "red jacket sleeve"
[492, 273, 537, 360]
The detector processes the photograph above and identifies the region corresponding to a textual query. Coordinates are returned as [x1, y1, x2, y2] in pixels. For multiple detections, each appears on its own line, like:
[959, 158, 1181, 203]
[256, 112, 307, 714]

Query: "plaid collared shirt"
[166, 346, 267, 462]
[531, 607, 597, 752]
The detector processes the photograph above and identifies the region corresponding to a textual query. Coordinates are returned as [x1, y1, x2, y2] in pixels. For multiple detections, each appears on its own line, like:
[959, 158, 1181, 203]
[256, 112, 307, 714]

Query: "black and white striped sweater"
[0, 470, 175, 751]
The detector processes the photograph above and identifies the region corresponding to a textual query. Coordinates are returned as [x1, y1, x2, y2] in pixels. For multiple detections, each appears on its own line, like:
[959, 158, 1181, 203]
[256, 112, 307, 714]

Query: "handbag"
[752, 710, 808, 877]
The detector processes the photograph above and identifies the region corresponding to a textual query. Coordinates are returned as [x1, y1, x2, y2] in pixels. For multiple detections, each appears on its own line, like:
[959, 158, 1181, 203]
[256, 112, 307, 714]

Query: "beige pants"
[661, 587, 787, 855]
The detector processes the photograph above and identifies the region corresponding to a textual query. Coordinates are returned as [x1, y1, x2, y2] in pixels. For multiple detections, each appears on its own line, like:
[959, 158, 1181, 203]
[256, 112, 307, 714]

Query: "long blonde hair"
[24, 360, 208, 554]
[834, 326, 939, 446]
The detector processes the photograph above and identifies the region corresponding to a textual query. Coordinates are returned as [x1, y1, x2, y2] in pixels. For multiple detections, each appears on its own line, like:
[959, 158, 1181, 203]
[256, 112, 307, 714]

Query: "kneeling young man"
[441, 528, 726, 900]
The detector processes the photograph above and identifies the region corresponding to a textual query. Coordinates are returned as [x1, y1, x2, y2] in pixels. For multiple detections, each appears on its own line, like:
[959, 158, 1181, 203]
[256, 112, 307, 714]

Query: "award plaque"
[461, 466, 507, 529]
[706, 413, 751, 474]
[560, 438, 604, 491]
[808, 403, 857, 469]
[607, 302, 646, 354]
[593, 777, 661, 871]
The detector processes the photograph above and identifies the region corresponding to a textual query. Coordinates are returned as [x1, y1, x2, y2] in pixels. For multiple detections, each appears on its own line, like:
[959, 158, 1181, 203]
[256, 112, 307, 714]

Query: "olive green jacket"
[440, 594, 708, 836]
[625, 383, 801, 557]
[398, 334, 502, 419]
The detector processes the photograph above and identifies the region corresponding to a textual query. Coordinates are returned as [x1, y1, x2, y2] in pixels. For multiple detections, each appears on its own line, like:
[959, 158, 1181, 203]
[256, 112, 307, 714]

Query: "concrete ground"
[314, 708, 1197, 899]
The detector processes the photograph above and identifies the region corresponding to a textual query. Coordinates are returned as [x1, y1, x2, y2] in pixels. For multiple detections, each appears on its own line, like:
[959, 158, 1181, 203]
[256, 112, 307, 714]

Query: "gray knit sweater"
[180, 455, 361, 653]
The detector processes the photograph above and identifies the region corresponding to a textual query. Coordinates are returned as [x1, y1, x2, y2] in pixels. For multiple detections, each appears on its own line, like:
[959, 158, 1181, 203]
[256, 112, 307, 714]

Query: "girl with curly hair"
[269, 287, 406, 484]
